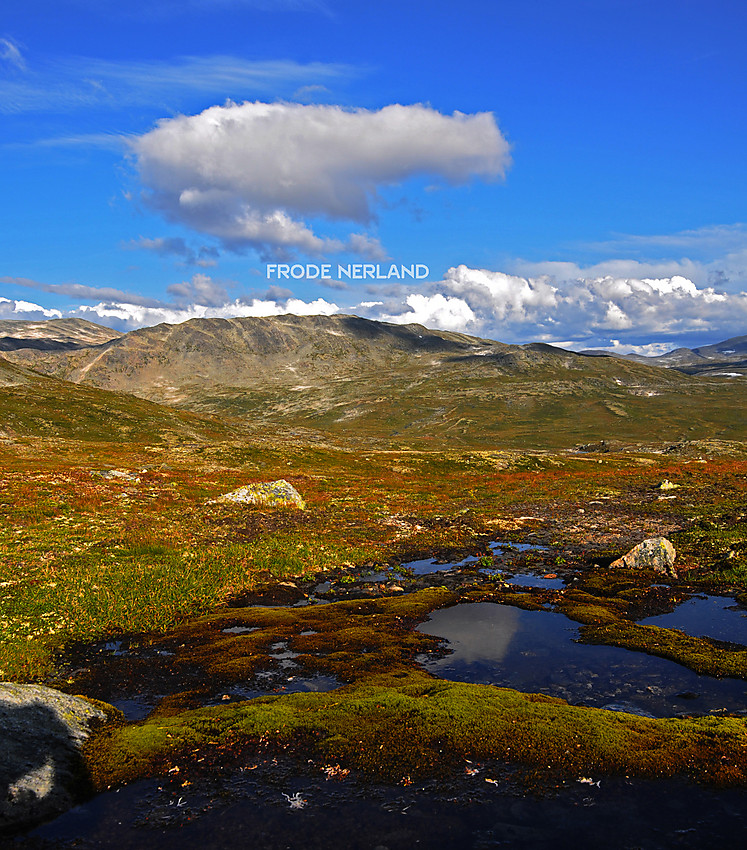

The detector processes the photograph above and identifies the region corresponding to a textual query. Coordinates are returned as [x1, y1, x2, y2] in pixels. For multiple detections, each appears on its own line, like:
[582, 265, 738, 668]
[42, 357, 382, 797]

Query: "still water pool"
[640, 594, 747, 645]
[417, 602, 747, 718]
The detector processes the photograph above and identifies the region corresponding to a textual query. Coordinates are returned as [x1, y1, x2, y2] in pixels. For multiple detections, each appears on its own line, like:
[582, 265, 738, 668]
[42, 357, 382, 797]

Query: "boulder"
[657, 480, 681, 491]
[609, 537, 677, 578]
[209, 479, 305, 509]
[0, 683, 116, 832]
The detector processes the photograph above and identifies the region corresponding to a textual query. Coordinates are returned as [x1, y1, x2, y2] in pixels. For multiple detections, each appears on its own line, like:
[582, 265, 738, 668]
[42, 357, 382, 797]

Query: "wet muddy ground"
[11, 751, 747, 849]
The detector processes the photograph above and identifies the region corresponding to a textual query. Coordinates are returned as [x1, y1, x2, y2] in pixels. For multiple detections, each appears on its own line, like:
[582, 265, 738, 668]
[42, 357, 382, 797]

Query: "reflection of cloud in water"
[418, 603, 520, 664]
[416, 602, 747, 719]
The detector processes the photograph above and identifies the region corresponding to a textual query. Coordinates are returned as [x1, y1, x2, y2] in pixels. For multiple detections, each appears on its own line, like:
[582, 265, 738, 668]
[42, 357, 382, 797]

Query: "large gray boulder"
[0, 683, 116, 832]
[609, 537, 677, 578]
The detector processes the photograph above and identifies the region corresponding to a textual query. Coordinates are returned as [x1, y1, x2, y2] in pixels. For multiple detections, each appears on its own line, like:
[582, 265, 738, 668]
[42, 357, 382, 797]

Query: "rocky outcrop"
[210, 479, 306, 509]
[0, 683, 117, 832]
[609, 537, 677, 578]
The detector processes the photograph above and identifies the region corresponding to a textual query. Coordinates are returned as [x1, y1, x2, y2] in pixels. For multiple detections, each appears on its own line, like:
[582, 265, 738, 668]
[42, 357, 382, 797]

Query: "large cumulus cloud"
[374, 264, 747, 349]
[130, 101, 510, 259]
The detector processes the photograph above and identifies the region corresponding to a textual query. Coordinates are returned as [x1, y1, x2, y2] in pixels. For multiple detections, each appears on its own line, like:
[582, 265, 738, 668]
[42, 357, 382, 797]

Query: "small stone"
[90, 469, 141, 483]
[609, 537, 677, 578]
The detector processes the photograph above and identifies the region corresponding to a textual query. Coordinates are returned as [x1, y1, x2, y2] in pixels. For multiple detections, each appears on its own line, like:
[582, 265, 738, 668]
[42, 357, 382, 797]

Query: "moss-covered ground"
[87, 670, 747, 790]
[1, 434, 746, 790]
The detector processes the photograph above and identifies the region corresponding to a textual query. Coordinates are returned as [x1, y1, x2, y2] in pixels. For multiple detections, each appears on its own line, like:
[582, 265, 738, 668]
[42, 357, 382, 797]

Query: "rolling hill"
[0, 354, 234, 444]
[3, 314, 745, 448]
[624, 334, 747, 377]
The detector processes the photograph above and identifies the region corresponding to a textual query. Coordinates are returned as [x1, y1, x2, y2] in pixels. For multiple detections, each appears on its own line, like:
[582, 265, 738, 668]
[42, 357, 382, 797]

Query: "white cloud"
[381, 293, 477, 332]
[512, 258, 709, 287]
[605, 340, 680, 357]
[166, 273, 229, 307]
[0, 37, 26, 72]
[75, 295, 339, 330]
[0, 296, 62, 320]
[0, 55, 356, 115]
[131, 101, 510, 258]
[441, 265, 558, 323]
[1, 275, 162, 307]
[514, 233, 747, 296]
[364, 263, 747, 347]
[127, 236, 219, 267]
[6, 132, 131, 152]
[585, 223, 747, 257]
[344, 233, 388, 261]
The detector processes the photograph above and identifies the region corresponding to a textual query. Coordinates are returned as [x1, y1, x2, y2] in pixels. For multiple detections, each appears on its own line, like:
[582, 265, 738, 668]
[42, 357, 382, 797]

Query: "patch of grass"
[673, 514, 747, 585]
[0, 529, 367, 679]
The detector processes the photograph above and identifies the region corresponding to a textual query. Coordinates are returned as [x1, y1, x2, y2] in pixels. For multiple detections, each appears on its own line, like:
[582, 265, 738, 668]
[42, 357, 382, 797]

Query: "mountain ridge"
[3, 313, 744, 448]
[582, 334, 747, 377]
[0, 318, 122, 352]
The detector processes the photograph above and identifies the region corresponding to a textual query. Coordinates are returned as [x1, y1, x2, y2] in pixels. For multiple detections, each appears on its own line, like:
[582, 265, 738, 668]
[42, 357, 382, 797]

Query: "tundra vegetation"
[0, 317, 746, 799]
[1, 433, 746, 789]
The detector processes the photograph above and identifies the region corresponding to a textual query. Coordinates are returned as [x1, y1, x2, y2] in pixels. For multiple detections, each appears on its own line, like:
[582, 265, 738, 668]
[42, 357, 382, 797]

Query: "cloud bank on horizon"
[4, 259, 745, 357]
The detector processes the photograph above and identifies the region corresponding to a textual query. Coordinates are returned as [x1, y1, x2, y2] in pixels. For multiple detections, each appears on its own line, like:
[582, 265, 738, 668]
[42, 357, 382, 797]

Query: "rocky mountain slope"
[0, 354, 233, 444]
[584, 334, 747, 378]
[0, 318, 122, 352]
[3, 314, 745, 448]
[3, 314, 510, 399]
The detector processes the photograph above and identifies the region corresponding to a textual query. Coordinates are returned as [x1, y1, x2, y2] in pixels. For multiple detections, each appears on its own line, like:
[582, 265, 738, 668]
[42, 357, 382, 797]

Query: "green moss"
[142, 588, 456, 690]
[571, 569, 649, 598]
[558, 602, 622, 625]
[460, 587, 549, 611]
[85, 672, 747, 789]
[580, 622, 747, 678]
[557, 590, 627, 625]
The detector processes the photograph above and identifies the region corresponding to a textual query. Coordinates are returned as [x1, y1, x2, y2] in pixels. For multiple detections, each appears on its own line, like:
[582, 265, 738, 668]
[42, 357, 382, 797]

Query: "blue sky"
[1, 0, 746, 353]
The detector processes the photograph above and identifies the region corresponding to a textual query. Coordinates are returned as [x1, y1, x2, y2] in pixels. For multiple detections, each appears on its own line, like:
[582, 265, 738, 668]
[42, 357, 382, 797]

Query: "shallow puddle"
[206, 673, 340, 705]
[391, 540, 550, 578]
[401, 553, 479, 576]
[489, 541, 548, 554]
[502, 572, 565, 589]
[417, 602, 747, 718]
[639, 595, 747, 645]
[110, 695, 160, 721]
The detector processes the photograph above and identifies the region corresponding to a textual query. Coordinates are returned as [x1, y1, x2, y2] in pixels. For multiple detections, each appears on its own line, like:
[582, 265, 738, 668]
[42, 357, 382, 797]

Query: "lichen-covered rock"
[0, 684, 116, 832]
[209, 479, 305, 509]
[657, 480, 680, 491]
[610, 537, 677, 578]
